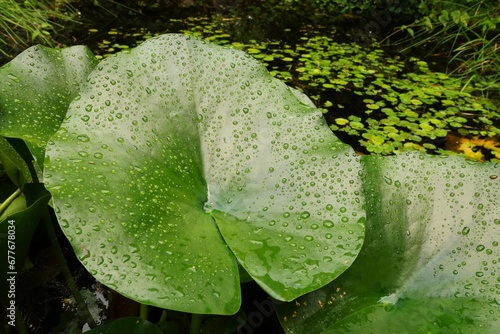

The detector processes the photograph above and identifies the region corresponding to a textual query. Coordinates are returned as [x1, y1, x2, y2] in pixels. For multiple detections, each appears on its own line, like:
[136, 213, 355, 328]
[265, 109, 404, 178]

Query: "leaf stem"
[158, 310, 167, 324]
[140, 303, 149, 320]
[15, 307, 29, 334]
[0, 188, 22, 217]
[42, 208, 97, 328]
[189, 314, 203, 334]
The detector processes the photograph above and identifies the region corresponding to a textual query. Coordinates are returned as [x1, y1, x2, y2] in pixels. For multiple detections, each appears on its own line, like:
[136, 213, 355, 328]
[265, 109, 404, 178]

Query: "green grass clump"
[0, 0, 77, 60]
[388, 0, 500, 96]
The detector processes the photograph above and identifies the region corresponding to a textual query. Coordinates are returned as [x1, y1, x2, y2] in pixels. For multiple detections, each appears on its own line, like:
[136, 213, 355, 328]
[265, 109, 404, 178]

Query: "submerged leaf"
[44, 34, 365, 313]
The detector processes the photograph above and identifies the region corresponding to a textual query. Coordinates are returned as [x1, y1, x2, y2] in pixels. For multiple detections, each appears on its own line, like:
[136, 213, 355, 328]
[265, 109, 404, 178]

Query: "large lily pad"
[276, 152, 500, 333]
[43, 34, 365, 314]
[0, 45, 98, 171]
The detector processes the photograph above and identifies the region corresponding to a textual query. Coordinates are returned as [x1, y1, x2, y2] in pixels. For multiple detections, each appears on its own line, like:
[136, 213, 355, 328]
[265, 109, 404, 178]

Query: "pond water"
[50, 5, 500, 161]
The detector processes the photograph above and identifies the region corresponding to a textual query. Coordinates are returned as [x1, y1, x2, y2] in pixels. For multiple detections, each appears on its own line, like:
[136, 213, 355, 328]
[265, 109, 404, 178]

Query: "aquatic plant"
[0, 0, 77, 60]
[75, 16, 500, 160]
[389, 0, 500, 94]
[1, 34, 499, 333]
[177, 19, 500, 159]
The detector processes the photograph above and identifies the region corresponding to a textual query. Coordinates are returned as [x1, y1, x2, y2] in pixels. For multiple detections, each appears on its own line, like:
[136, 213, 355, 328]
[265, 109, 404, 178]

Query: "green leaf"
[0, 45, 98, 171]
[85, 317, 163, 334]
[1, 184, 51, 296]
[335, 118, 349, 125]
[438, 10, 449, 26]
[459, 11, 470, 26]
[44, 35, 365, 313]
[449, 10, 460, 24]
[0, 136, 31, 186]
[0, 189, 26, 222]
[276, 152, 500, 333]
[423, 16, 433, 30]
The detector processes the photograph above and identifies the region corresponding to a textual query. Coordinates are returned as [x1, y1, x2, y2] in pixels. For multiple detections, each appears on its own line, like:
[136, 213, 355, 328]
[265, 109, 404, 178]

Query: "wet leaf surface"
[0, 136, 31, 186]
[0, 45, 98, 171]
[275, 152, 500, 333]
[44, 34, 365, 313]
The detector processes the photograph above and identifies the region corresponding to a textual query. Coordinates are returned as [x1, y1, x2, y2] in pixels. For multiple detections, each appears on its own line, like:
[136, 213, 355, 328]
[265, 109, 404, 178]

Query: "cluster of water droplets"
[363, 152, 500, 305]
[43, 34, 365, 309]
[0, 45, 97, 168]
[187, 38, 365, 299]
